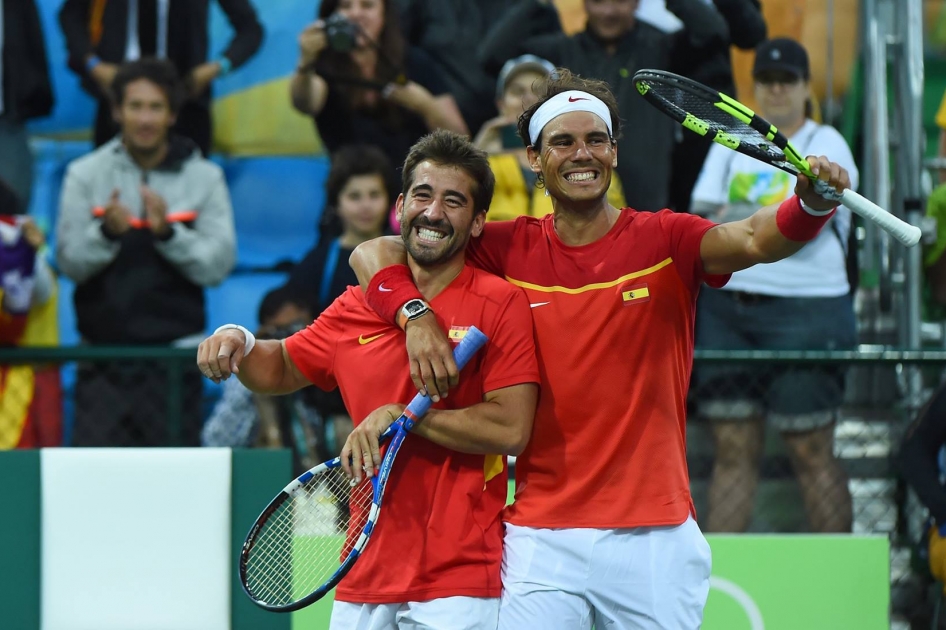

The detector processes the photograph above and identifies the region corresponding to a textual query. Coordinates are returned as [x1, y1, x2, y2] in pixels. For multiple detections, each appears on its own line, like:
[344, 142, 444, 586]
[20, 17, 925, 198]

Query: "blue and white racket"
[239, 326, 488, 612]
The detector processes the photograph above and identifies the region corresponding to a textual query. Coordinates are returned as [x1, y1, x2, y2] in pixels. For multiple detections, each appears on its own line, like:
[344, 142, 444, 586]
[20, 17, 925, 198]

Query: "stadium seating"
[217, 155, 328, 271]
[205, 270, 291, 334]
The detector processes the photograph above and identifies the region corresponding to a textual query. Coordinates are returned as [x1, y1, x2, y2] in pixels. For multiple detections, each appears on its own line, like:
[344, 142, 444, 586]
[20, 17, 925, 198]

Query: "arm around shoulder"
[349, 235, 408, 290]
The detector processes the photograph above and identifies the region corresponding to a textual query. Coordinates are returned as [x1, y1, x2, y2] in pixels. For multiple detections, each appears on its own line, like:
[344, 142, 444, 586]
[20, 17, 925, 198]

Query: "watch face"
[404, 300, 428, 318]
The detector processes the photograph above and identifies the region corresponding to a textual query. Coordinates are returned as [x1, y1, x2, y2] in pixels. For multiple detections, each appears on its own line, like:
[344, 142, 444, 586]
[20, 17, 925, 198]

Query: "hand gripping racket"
[633, 69, 921, 247]
[239, 326, 488, 612]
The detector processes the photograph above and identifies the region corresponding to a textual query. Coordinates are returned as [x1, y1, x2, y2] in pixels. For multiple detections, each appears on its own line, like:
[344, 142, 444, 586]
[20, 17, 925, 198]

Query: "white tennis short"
[498, 516, 712, 630]
[330, 595, 500, 630]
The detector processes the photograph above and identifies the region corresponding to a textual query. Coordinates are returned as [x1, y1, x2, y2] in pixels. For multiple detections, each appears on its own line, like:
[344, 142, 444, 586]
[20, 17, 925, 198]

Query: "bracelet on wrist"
[214, 324, 256, 355]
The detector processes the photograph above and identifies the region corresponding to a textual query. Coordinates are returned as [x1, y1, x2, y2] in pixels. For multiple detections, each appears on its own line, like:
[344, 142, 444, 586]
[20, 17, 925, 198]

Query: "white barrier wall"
[41, 449, 232, 630]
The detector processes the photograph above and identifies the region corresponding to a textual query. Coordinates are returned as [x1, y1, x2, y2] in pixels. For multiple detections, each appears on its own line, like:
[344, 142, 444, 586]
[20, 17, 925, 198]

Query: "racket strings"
[243, 468, 373, 606]
[651, 82, 798, 172]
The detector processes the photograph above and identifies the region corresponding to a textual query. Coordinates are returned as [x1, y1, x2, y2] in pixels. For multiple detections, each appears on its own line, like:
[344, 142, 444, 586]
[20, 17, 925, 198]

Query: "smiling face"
[114, 78, 175, 156]
[529, 111, 616, 206]
[396, 160, 485, 267]
[337, 0, 385, 48]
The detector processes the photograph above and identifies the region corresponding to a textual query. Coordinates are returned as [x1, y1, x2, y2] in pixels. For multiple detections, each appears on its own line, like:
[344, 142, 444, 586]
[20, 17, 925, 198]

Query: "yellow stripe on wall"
[212, 77, 323, 156]
[506, 258, 672, 294]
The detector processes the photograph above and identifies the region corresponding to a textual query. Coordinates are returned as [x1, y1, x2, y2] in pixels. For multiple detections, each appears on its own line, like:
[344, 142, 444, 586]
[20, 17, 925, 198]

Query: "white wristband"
[214, 324, 256, 356]
[800, 199, 835, 217]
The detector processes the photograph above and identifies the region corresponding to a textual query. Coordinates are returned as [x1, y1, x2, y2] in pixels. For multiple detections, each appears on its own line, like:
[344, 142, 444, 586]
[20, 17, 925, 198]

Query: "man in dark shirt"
[478, 0, 729, 211]
[396, 0, 515, 136]
[58, 0, 263, 155]
[899, 383, 946, 594]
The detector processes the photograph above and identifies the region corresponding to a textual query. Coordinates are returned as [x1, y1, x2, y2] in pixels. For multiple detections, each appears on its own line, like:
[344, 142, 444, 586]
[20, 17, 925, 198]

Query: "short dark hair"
[322, 145, 396, 235]
[517, 68, 622, 150]
[111, 58, 185, 113]
[401, 130, 494, 215]
[258, 285, 306, 325]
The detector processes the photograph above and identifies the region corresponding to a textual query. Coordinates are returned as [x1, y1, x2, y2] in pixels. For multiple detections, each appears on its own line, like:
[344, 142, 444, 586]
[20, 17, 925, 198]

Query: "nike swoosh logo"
[378, 283, 393, 292]
[530, 302, 550, 308]
[358, 333, 385, 345]
[567, 96, 587, 102]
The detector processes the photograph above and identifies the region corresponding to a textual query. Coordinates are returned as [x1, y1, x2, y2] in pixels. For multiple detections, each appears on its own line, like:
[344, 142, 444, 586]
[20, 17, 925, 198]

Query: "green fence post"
[166, 356, 184, 446]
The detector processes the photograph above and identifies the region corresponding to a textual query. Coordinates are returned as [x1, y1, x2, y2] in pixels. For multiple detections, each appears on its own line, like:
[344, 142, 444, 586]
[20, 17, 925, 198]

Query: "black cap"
[753, 38, 810, 80]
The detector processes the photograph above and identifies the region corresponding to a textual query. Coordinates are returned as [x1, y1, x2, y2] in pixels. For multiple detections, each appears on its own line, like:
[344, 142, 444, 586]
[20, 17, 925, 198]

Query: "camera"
[324, 13, 358, 53]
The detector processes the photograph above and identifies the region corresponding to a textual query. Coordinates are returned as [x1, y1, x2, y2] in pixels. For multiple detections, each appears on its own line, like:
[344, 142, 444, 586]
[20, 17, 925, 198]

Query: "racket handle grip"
[840, 189, 922, 247]
[402, 326, 489, 422]
[813, 179, 921, 247]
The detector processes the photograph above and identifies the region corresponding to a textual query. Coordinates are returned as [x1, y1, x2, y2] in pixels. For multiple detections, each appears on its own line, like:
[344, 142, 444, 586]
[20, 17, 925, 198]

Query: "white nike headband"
[528, 90, 613, 146]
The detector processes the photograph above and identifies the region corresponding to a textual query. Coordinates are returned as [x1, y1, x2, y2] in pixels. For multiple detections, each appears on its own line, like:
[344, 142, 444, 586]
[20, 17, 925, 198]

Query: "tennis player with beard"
[351, 70, 852, 628]
[199, 131, 538, 630]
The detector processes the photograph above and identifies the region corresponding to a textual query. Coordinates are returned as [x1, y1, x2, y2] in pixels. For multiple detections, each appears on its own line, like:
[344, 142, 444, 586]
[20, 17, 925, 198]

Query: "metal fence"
[1, 345, 945, 622]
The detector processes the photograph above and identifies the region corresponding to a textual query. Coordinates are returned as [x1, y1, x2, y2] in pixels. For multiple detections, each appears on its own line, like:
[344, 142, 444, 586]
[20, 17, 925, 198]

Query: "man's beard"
[401, 217, 460, 265]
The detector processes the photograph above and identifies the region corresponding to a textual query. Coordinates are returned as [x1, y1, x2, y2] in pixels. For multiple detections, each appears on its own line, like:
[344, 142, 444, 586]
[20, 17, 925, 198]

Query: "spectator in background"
[664, 0, 767, 214]
[898, 383, 946, 613]
[55, 59, 236, 447]
[934, 88, 946, 184]
[395, 0, 512, 136]
[284, 144, 395, 452]
[478, 0, 729, 211]
[474, 55, 626, 222]
[58, 0, 263, 156]
[286, 145, 395, 316]
[690, 38, 857, 533]
[924, 182, 946, 312]
[0, 208, 62, 449]
[202, 286, 319, 472]
[290, 0, 468, 175]
[0, 0, 54, 213]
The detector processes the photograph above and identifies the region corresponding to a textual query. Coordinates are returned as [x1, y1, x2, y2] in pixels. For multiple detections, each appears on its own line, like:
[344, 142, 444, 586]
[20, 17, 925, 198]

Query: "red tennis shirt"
[285, 264, 539, 603]
[466, 209, 728, 529]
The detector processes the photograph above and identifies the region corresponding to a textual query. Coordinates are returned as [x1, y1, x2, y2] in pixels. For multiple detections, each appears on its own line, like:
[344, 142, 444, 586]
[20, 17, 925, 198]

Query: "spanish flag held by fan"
[0, 213, 62, 449]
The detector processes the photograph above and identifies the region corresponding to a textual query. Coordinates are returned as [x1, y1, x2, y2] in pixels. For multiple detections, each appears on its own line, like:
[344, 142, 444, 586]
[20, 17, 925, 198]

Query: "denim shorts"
[693, 287, 857, 431]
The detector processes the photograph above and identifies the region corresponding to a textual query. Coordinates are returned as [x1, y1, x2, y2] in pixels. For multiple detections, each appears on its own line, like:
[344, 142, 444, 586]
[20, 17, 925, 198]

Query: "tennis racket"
[239, 326, 488, 612]
[633, 69, 921, 247]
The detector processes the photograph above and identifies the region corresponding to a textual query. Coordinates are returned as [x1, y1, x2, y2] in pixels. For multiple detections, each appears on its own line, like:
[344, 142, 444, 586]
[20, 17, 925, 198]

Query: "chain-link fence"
[690, 348, 946, 627]
[1, 345, 945, 622]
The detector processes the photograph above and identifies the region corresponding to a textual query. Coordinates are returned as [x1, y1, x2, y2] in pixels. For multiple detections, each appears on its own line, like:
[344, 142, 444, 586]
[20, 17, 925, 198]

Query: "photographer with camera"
[290, 0, 468, 174]
[473, 55, 626, 222]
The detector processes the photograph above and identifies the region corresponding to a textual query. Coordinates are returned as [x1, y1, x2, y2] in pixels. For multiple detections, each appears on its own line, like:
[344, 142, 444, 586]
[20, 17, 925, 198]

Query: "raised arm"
[700, 156, 851, 275]
[349, 235, 408, 289]
[290, 22, 330, 116]
[350, 236, 457, 400]
[216, 0, 265, 68]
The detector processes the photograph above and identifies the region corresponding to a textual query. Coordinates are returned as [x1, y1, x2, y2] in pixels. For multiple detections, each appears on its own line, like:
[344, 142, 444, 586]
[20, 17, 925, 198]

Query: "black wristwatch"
[399, 299, 431, 327]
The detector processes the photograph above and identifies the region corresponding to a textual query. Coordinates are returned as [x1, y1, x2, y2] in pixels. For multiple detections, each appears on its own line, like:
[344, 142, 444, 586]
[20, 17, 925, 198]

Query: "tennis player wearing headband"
[351, 69, 852, 629]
